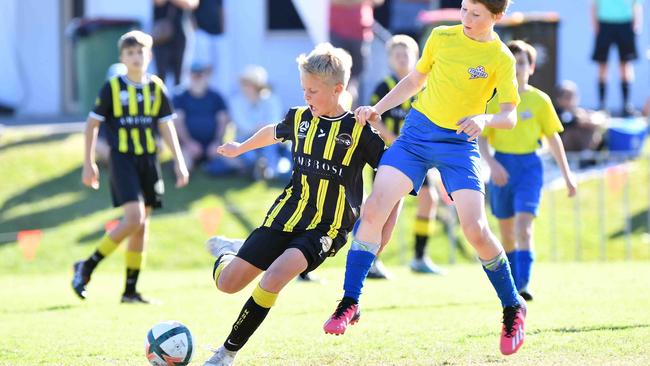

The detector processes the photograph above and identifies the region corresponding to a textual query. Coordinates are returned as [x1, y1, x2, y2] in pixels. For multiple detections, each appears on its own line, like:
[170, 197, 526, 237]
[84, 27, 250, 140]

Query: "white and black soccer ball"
[145, 320, 194, 366]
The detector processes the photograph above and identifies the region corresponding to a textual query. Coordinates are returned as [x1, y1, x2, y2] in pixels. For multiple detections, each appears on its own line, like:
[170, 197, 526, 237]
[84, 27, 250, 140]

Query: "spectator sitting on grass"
[555, 80, 605, 154]
[173, 61, 230, 171]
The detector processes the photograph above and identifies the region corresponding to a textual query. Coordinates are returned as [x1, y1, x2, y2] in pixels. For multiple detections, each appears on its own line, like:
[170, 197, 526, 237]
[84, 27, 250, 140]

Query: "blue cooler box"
[608, 117, 648, 157]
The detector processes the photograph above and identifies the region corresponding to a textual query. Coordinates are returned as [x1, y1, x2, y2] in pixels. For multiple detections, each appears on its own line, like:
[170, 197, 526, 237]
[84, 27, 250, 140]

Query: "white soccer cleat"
[203, 346, 237, 366]
[205, 236, 245, 258]
[410, 257, 446, 275]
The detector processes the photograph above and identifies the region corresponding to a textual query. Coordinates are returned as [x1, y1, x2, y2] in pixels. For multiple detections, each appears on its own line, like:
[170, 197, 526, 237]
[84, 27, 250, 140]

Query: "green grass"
[1, 129, 650, 364]
[1, 129, 649, 277]
[1, 263, 649, 365]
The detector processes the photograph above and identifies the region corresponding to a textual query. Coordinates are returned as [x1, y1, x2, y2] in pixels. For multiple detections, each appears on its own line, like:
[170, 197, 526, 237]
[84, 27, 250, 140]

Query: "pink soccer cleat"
[500, 298, 527, 355]
[323, 298, 360, 335]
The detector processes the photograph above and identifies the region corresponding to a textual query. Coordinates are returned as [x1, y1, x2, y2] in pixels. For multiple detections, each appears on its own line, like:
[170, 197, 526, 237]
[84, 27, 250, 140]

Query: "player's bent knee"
[361, 199, 387, 228]
[461, 222, 490, 247]
[217, 276, 245, 294]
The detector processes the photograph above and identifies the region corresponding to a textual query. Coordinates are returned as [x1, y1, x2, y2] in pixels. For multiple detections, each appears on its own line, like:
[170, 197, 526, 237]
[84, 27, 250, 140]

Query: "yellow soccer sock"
[97, 234, 119, 257]
[252, 283, 278, 308]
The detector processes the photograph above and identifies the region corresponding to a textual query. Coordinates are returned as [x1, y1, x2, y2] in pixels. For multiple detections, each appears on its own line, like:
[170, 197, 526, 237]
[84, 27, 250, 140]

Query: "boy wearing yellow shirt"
[324, 0, 529, 356]
[479, 40, 577, 301]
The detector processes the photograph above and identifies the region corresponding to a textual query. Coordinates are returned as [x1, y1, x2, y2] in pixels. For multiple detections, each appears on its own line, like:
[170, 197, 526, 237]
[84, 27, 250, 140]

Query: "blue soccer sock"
[506, 250, 519, 289]
[516, 249, 534, 291]
[342, 239, 379, 302]
[481, 251, 520, 307]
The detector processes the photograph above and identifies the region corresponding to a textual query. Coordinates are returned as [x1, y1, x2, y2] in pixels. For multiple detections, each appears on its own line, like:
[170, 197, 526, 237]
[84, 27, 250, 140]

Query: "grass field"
[1, 129, 650, 365]
[2, 264, 650, 365]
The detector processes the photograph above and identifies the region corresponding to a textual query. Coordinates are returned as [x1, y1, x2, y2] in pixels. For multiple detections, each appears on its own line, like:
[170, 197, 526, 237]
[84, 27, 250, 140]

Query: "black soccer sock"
[125, 268, 140, 295]
[83, 250, 104, 277]
[413, 216, 430, 260]
[621, 81, 630, 106]
[224, 284, 277, 352]
[598, 81, 606, 109]
[124, 251, 143, 294]
[414, 235, 428, 260]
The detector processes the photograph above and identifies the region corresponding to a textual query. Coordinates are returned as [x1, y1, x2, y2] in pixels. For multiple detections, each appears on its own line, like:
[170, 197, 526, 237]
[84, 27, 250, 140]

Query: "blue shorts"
[488, 152, 543, 219]
[379, 108, 483, 197]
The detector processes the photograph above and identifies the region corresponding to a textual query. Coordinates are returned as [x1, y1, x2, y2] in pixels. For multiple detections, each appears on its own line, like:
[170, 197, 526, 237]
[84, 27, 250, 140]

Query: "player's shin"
[481, 251, 520, 307]
[342, 239, 380, 302]
[516, 249, 534, 291]
[223, 283, 278, 352]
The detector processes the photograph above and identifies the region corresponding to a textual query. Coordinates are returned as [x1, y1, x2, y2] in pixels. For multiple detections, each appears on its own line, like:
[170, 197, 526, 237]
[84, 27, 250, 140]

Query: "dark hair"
[471, 0, 510, 15]
[507, 40, 537, 66]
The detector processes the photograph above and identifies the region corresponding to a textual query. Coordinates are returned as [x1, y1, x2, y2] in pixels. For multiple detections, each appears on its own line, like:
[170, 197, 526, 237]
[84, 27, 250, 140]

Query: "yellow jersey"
[484, 85, 563, 154]
[413, 24, 520, 130]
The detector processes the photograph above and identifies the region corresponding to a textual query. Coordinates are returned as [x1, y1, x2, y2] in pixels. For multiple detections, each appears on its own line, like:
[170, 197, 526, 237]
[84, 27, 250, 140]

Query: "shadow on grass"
[610, 208, 650, 239]
[0, 133, 70, 153]
[466, 323, 650, 339]
[0, 155, 289, 245]
[530, 323, 650, 334]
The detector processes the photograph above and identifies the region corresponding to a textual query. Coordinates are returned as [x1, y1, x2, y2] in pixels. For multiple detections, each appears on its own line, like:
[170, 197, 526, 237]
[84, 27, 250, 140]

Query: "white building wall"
[85, 0, 152, 30]
[10, 0, 61, 116]
[0, 0, 23, 109]
[2, 1, 648, 116]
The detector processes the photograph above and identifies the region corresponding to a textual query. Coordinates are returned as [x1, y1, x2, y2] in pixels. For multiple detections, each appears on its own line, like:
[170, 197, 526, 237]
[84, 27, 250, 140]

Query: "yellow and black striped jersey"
[90, 74, 175, 156]
[370, 75, 414, 138]
[265, 107, 386, 240]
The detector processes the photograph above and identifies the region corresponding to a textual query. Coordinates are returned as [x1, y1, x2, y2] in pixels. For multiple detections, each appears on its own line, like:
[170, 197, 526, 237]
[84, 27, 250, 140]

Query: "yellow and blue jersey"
[484, 86, 563, 154]
[413, 24, 520, 130]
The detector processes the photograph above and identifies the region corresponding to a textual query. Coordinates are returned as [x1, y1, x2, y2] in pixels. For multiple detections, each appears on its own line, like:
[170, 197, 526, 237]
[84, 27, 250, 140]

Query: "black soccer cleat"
[121, 292, 150, 304]
[71, 260, 89, 300]
[519, 290, 534, 301]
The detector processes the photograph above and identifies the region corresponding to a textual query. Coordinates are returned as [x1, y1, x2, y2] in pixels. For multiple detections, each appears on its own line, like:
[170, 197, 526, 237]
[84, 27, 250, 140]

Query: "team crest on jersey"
[468, 66, 488, 79]
[297, 120, 310, 138]
[119, 90, 151, 105]
[320, 236, 333, 255]
[335, 133, 353, 149]
[520, 109, 533, 120]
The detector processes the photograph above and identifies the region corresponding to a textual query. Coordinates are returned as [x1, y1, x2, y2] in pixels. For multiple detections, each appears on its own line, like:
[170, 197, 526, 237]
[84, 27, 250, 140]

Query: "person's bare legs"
[207, 249, 308, 363]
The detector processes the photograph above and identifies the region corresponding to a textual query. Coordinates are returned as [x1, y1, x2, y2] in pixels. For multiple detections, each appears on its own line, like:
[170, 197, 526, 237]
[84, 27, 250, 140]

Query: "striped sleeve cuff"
[158, 113, 177, 123]
[88, 111, 105, 122]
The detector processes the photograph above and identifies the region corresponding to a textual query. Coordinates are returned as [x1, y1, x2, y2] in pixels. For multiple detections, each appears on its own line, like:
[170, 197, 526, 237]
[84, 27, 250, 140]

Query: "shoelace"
[502, 305, 521, 337]
[332, 299, 356, 319]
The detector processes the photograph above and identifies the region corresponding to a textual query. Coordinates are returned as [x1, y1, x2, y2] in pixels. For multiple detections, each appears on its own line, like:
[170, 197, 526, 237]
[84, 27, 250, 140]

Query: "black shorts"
[592, 21, 638, 62]
[237, 227, 347, 273]
[109, 151, 164, 209]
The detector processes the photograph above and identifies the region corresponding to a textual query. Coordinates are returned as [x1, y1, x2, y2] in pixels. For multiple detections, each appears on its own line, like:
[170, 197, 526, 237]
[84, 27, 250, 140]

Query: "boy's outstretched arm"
[159, 120, 190, 188]
[217, 123, 279, 158]
[82, 117, 101, 190]
[546, 133, 577, 197]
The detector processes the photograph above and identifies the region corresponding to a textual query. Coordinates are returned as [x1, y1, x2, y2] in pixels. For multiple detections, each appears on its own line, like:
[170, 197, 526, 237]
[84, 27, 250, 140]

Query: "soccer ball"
[145, 320, 194, 366]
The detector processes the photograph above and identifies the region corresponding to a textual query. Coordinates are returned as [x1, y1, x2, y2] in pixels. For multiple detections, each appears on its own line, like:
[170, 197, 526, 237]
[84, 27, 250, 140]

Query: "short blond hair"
[118, 30, 153, 52]
[296, 43, 352, 87]
[386, 34, 420, 57]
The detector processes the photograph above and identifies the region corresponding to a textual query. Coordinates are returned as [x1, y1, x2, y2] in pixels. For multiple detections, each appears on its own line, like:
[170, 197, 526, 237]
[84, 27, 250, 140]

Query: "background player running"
[72, 30, 189, 304]
[479, 40, 577, 301]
